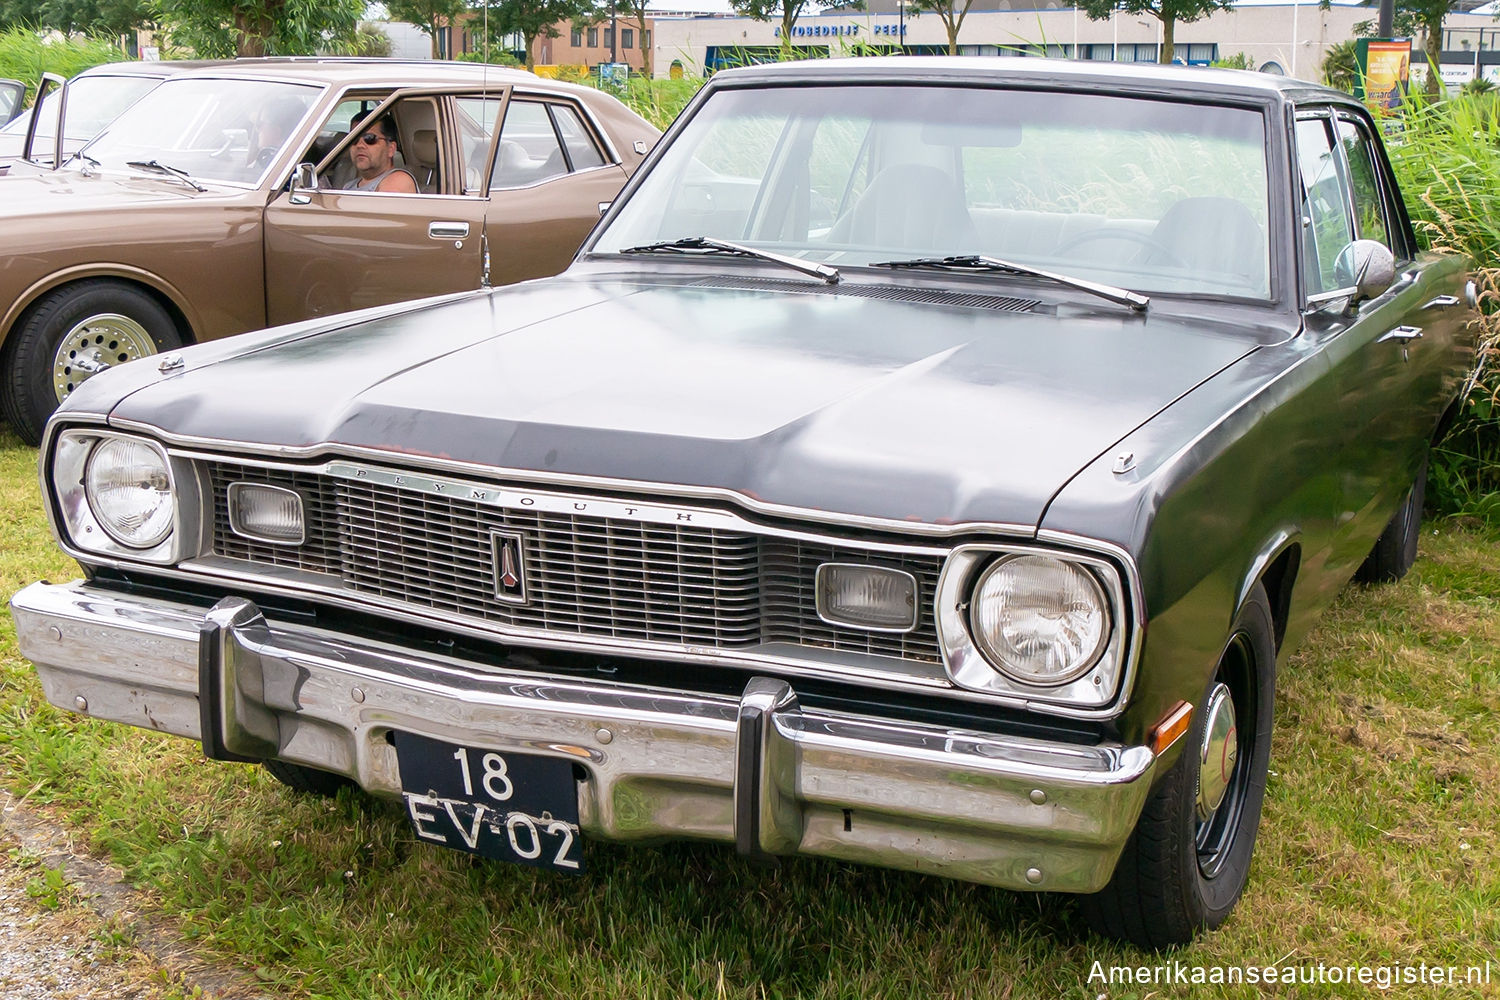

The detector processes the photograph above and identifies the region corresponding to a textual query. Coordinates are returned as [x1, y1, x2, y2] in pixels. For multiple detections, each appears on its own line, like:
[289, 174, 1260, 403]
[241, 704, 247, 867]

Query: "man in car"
[343, 113, 418, 193]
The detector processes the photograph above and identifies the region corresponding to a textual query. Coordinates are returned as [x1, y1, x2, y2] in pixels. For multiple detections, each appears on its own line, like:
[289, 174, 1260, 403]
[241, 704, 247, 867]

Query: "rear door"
[482, 91, 629, 283]
[262, 87, 492, 326]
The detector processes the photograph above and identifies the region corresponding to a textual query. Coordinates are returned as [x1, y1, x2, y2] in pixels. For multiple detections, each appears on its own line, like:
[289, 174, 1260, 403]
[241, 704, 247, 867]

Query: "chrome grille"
[204, 461, 945, 664]
[335, 479, 761, 646]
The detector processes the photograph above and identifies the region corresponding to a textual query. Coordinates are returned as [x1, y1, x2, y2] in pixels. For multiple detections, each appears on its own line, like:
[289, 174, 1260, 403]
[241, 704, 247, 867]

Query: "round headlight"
[969, 555, 1108, 686]
[84, 437, 174, 549]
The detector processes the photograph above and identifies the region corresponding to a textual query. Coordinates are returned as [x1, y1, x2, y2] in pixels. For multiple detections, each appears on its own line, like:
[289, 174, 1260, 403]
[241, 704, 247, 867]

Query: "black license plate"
[393, 732, 583, 873]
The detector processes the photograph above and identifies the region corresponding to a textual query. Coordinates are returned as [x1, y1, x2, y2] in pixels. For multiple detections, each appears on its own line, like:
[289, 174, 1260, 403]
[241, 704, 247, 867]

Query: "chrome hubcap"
[1196, 682, 1238, 822]
[53, 313, 156, 403]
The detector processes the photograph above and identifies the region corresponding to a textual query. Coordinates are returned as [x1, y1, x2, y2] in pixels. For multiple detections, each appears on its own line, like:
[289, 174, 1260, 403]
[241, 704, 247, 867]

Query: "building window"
[587, 27, 598, 47]
[622, 28, 634, 50]
[571, 28, 582, 46]
[644, 30, 651, 50]
[605, 27, 615, 50]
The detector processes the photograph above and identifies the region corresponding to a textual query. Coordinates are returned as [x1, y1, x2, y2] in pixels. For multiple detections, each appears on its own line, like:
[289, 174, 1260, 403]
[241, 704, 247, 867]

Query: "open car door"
[262, 86, 498, 326]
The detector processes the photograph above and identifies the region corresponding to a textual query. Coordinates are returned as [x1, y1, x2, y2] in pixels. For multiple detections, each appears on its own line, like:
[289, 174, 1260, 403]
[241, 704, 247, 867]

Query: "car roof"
[159, 57, 540, 89]
[709, 56, 1356, 107]
[72, 59, 235, 79]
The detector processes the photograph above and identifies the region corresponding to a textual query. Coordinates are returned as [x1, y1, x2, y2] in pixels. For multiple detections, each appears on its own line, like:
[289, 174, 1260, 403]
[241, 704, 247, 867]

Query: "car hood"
[0, 168, 230, 212]
[107, 274, 1270, 530]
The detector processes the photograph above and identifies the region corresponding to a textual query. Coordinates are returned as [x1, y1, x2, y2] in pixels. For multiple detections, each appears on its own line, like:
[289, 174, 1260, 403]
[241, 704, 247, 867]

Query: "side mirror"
[289, 162, 318, 205]
[1333, 239, 1395, 307]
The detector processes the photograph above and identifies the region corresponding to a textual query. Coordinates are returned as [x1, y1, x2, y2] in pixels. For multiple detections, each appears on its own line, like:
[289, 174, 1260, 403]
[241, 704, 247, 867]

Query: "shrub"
[1384, 92, 1500, 522]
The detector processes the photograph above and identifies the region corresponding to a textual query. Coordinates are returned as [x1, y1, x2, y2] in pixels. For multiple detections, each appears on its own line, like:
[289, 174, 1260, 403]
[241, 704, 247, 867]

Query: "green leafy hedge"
[1384, 93, 1500, 523]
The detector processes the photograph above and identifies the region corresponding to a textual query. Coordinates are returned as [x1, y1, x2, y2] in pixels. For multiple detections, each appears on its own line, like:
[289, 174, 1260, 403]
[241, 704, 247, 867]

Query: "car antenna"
[479, 0, 494, 288]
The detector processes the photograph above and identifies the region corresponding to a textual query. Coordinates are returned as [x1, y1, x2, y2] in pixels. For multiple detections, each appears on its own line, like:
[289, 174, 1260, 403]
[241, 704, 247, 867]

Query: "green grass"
[1, 423, 1497, 997]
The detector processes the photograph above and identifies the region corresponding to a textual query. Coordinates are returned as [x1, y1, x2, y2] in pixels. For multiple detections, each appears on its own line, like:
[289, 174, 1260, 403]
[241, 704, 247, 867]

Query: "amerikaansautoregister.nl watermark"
[1089, 959, 1494, 990]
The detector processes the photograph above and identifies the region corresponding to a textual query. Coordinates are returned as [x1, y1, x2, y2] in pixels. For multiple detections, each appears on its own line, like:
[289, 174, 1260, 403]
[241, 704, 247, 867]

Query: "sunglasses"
[357, 132, 391, 146]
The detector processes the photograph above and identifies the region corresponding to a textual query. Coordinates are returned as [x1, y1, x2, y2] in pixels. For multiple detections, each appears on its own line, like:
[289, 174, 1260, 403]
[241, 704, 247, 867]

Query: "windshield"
[0, 74, 160, 141]
[593, 85, 1273, 300]
[78, 77, 320, 185]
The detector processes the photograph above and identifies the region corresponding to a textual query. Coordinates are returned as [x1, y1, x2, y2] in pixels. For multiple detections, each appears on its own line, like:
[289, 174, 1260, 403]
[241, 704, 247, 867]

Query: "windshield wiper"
[871, 254, 1148, 312]
[620, 236, 840, 285]
[70, 151, 100, 174]
[126, 159, 207, 192]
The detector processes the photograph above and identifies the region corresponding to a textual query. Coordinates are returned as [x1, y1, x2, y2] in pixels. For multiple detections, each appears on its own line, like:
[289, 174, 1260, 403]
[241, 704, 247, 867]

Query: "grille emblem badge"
[490, 530, 529, 605]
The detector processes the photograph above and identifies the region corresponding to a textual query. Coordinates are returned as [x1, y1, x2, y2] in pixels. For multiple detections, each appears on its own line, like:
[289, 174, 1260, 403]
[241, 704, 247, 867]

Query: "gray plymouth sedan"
[10, 58, 1476, 947]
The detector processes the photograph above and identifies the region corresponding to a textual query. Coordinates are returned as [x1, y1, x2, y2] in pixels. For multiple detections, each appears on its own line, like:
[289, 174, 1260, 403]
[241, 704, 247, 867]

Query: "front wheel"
[262, 759, 357, 798]
[1082, 584, 1276, 948]
[2, 280, 184, 446]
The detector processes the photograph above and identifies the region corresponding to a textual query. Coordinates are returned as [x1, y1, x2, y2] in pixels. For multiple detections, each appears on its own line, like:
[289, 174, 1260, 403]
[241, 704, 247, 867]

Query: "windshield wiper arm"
[70, 151, 100, 174]
[620, 236, 840, 285]
[126, 159, 207, 192]
[871, 254, 1148, 312]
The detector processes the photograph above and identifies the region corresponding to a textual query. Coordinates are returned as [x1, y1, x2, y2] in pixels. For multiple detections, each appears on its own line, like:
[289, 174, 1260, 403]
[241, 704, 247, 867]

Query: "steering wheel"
[1052, 227, 1189, 270]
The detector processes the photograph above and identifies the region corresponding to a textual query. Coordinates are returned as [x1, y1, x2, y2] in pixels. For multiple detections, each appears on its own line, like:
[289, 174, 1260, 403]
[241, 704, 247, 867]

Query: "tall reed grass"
[0, 28, 125, 99]
[1384, 92, 1500, 523]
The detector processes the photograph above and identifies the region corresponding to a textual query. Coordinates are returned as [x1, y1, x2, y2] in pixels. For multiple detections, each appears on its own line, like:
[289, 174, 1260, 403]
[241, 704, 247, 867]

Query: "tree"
[384, 0, 468, 58]
[1396, 0, 1458, 98]
[904, 0, 975, 56]
[152, 0, 365, 57]
[1322, 38, 1358, 92]
[36, 0, 152, 37]
[1078, 0, 1233, 66]
[615, 0, 652, 77]
[478, 0, 603, 71]
[728, 0, 856, 59]
[0, 0, 151, 36]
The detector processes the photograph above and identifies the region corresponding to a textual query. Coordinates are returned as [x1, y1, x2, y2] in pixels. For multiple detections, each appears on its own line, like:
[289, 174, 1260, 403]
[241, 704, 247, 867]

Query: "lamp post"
[610, 0, 618, 63]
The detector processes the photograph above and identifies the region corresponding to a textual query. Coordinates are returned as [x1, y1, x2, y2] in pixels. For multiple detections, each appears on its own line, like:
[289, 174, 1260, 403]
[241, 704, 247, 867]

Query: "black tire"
[1354, 455, 1427, 584]
[262, 759, 357, 798]
[1082, 584, 1276, 949]
[2, 280, 184, 446]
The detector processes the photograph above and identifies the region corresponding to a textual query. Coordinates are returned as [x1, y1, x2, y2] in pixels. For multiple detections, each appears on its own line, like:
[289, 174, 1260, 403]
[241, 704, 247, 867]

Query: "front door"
[262, 90, 488, 326]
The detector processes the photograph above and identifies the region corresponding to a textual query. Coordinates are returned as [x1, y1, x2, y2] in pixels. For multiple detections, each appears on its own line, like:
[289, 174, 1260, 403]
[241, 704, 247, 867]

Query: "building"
[646, 1, 1500, 81]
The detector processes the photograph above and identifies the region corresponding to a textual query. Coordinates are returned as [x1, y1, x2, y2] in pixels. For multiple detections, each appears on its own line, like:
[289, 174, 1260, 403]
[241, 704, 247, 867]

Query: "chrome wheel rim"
[1196, 682, 1237, 822]
[53, 313, 155, 403]
[1195, 634, 1254, 880]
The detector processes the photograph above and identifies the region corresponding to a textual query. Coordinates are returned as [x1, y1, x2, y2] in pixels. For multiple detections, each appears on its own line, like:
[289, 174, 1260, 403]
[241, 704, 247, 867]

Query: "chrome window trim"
[813, 562, 920, 634]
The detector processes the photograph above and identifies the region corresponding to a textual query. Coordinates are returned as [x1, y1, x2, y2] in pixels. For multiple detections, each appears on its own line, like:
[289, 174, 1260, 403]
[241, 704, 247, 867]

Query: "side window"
[456, 96, 502, 194]
[491, 100, 567, 189]
[1295, 115, 1352, 296]
[1335, 116, 1391, 249]
[551, 104, 606, 170]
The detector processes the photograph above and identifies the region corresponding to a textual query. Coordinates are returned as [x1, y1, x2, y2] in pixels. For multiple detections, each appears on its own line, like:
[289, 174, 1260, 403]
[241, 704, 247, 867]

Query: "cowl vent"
[683, 275, 1040, 313]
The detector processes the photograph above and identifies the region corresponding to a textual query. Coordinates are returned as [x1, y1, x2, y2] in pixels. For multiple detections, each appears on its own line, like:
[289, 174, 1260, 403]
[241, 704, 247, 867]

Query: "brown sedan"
[0, 59, 660, 444]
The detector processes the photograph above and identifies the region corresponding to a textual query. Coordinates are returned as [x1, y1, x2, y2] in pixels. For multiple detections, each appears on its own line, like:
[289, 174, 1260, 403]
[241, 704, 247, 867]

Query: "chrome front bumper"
[10, 580, 1159, 894]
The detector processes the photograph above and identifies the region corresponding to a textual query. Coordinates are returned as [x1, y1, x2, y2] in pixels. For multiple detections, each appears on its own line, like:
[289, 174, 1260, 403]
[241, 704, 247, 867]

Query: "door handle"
[1378, 326, 1423, 343]
[1421, 294, 1460, 310]
[428, 221, 470, 240]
